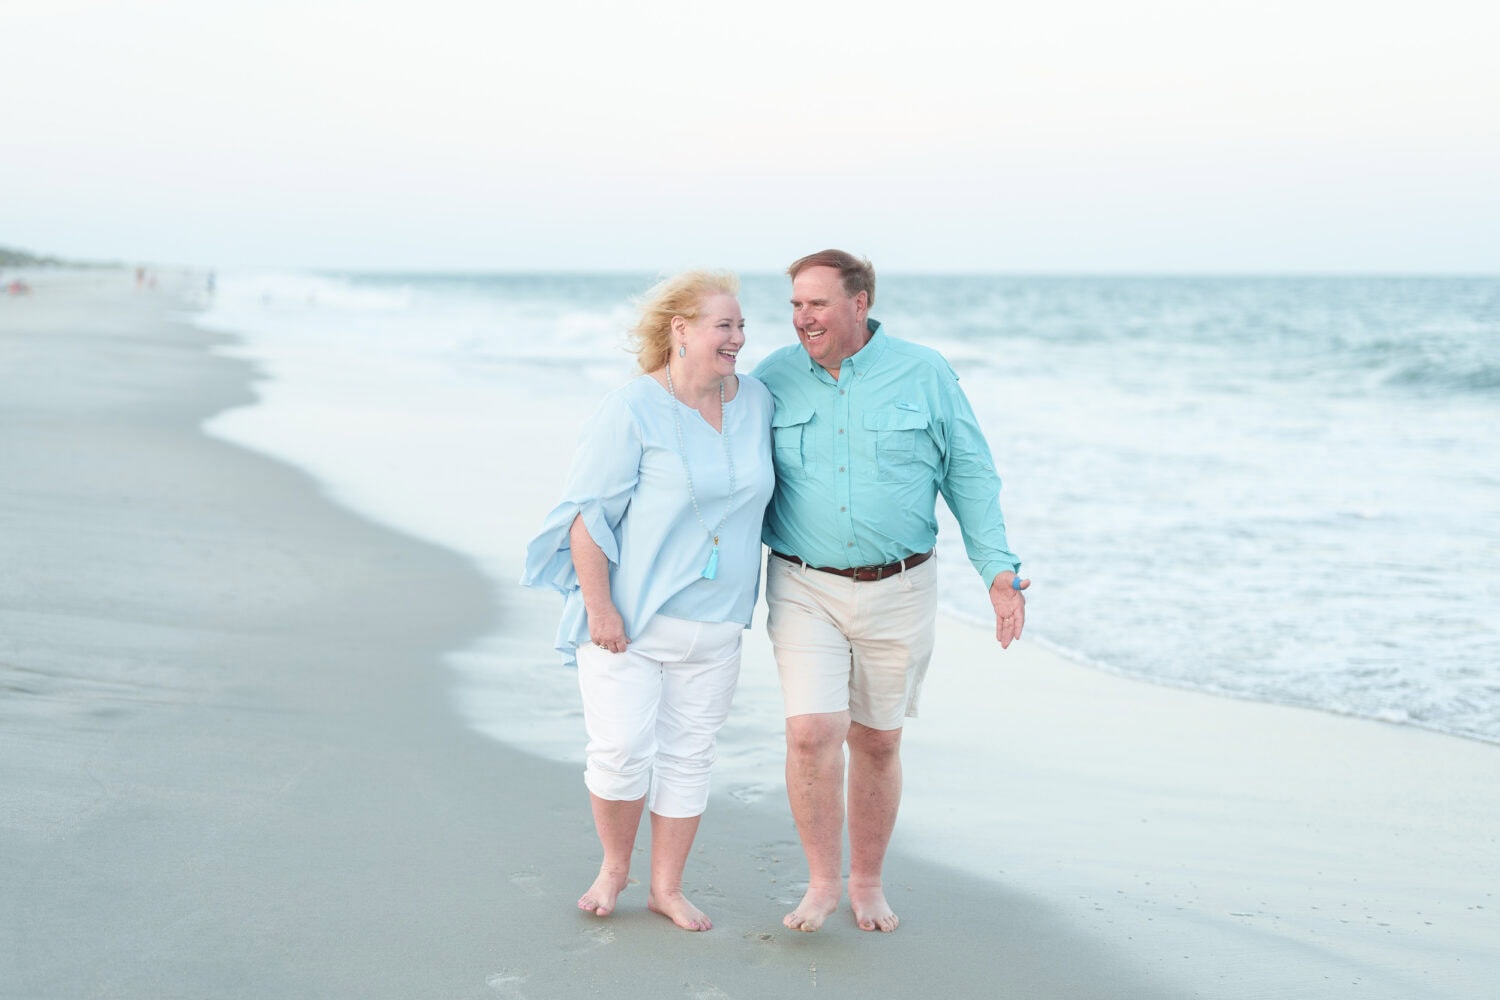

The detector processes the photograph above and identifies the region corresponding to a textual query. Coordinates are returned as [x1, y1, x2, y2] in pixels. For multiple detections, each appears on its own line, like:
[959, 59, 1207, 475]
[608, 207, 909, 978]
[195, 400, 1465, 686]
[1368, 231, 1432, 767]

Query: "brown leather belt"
[772, 549, 933, 582]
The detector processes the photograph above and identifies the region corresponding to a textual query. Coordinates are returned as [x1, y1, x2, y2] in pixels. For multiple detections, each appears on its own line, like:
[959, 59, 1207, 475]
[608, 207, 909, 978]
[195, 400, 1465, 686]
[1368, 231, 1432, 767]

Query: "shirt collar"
[844, 319, 886, 376]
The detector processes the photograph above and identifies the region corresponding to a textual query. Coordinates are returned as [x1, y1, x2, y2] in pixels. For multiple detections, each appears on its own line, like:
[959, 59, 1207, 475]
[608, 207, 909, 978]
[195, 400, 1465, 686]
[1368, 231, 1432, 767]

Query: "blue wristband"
[1010, 576, 1024, 591]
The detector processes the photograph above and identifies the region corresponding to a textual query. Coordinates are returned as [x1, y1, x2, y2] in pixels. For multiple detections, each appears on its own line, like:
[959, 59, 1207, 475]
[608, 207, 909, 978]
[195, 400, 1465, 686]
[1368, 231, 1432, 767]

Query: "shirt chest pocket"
[863, 407, 936, 483]
[771, 408, 816, 473]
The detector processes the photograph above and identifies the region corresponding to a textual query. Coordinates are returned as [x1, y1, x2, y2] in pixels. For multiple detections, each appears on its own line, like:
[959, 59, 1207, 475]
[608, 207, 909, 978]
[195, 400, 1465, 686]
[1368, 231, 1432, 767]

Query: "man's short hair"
[787, 249, 876, 309]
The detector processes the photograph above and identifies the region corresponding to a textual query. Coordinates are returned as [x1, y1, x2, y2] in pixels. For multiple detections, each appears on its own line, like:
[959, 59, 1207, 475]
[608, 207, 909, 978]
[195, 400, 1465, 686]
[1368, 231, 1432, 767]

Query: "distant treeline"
[0, 245, 72, 267]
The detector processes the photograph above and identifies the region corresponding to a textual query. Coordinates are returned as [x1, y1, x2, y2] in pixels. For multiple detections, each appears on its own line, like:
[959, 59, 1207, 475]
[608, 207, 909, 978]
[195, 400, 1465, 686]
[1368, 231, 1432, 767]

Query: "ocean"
[194, 269, 1500, 764]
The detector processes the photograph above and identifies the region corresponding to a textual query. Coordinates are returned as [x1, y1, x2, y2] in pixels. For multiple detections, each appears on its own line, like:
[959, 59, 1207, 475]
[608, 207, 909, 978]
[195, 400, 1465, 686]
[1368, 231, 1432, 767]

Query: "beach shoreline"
[3, 271, 1495, 999]
[189, 266, 1500, 750]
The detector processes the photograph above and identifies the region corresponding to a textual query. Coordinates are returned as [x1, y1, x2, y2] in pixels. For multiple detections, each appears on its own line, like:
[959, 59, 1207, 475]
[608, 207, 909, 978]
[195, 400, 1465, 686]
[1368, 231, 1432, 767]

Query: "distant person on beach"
[522, 271, 775, 931]
[753, 249, 1029, 933]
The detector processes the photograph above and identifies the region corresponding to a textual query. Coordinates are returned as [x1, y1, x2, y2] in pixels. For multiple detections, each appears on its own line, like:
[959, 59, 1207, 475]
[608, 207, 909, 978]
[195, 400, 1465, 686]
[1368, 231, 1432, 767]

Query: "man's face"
[790, 266, 869, 374]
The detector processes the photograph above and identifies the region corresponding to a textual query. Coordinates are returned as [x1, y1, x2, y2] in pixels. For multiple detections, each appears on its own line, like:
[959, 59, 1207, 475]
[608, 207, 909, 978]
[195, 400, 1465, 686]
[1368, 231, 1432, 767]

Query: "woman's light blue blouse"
[521, 373, 775, 664]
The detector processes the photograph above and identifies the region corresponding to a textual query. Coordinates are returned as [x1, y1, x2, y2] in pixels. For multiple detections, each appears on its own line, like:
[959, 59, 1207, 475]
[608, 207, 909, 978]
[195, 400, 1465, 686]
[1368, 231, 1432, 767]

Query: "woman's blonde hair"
[630, 270, 740, 372]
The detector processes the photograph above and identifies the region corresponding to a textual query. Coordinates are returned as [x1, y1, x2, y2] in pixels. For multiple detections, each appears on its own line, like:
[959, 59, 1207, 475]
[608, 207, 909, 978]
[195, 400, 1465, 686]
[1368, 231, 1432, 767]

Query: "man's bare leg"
[579, 793, 644, 916]
[846, 722, 903, 932]
[783, 710, 850, 931]
[646, 812, 713, 931]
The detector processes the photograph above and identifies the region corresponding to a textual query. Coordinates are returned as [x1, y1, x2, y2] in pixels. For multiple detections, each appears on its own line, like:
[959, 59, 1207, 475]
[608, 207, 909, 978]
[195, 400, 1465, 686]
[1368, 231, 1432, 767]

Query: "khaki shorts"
[764, 552, 938, 730]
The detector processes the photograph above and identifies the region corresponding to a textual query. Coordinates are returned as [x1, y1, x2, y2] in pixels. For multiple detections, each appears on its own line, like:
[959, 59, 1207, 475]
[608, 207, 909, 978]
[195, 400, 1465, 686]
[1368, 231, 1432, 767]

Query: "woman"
[522, 271, 774, 931]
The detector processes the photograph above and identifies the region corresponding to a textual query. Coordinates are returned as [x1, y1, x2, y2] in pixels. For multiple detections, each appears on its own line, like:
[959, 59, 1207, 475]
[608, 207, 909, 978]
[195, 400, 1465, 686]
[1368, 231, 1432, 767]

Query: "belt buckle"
[852, 565, 883, 582]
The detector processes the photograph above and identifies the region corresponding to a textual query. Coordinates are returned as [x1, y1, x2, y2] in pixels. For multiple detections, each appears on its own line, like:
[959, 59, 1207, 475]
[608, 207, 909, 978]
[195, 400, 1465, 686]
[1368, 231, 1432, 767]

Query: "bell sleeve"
[521, 391, 642, 595]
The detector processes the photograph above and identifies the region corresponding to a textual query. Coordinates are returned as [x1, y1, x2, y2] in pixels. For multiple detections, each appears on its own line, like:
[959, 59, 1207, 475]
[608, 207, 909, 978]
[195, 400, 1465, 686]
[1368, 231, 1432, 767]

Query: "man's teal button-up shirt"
[754, 320, 1020, 584]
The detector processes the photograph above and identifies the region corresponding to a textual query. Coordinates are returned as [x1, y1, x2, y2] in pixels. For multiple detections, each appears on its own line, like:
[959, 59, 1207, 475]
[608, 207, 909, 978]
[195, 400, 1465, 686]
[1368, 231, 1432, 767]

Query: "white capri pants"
[573, 615, 743, 819]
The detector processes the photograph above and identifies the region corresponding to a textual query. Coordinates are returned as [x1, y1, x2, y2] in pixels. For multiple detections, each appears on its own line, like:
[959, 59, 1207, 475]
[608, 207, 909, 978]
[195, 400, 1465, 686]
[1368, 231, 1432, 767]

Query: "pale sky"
[4, 0, 1497, 272]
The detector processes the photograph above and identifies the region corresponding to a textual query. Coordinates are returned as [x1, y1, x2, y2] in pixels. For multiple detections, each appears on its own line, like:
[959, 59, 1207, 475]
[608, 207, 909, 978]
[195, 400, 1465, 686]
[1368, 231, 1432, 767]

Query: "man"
[753, 249, 1028, 933]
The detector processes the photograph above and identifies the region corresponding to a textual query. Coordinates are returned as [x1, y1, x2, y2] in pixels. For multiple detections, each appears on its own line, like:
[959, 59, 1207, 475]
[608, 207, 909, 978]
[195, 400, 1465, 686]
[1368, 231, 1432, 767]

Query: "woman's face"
[680, 293, 745, 379]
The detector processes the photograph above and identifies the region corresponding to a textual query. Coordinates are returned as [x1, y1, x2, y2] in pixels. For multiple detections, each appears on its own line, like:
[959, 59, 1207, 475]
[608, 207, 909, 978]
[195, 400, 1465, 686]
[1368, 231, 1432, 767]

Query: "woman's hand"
[587, 603, 629, 654]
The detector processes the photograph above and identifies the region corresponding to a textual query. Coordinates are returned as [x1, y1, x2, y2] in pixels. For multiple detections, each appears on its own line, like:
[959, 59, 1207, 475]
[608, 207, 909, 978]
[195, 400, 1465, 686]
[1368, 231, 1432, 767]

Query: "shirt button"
[848, 541, 855, 547]
[840, 390, 846, 395]
[839, 466, 845, 472]
[840, 506, 847, 512]
[838, 428, 844, 434]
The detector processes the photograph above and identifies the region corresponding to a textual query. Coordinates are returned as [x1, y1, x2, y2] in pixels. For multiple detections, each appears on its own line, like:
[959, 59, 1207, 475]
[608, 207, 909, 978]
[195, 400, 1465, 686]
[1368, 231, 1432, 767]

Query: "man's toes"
[785, 911, 820, 932]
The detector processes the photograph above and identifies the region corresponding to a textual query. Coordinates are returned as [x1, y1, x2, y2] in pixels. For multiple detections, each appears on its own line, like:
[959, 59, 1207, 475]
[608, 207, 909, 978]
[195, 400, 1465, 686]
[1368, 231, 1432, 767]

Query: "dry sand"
[3, 271, 1496, 999]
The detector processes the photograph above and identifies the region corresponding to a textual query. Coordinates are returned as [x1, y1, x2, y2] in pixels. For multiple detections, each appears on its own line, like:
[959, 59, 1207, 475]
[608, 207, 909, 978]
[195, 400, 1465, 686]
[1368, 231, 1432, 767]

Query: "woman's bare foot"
[783, 881, 842, 932]
[577, 867, 630, 917]
[647, 887, 713, 931]
[849, 879, 898, 932]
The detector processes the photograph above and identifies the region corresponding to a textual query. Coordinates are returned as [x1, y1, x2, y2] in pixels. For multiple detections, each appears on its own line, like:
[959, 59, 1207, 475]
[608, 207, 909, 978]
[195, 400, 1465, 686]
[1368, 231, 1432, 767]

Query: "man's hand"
[989, 571, 1030, 648]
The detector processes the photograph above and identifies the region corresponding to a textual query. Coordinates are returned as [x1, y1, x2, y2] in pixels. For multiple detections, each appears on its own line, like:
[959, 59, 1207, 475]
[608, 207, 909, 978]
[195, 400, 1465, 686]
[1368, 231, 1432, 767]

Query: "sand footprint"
[485, 969, 528, 999]
[509, 869, 544, 897]
[767, 884, 803, 906]
[729, 783, 775, 804]
[749, 840, 800, 865]
[738, 930, 781, 968]
[564, 924, 616, 954]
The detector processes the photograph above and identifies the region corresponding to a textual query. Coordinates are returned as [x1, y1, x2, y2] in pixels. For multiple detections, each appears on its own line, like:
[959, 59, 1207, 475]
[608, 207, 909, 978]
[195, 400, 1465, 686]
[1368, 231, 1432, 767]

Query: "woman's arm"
[570, 514, 628, 652]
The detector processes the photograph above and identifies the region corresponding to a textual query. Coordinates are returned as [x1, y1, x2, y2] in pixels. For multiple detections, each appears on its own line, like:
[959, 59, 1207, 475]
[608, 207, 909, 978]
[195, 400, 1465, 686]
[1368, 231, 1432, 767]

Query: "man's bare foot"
[783, 883, 842, 932]
[577, 867, 630, 917]
[849, 880, 898, 932]
[647, 888, 713, 931]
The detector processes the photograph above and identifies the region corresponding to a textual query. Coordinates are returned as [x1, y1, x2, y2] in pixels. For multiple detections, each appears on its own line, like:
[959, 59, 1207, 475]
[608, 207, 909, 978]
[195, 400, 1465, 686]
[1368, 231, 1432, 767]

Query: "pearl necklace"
[664, 364, 735, 580]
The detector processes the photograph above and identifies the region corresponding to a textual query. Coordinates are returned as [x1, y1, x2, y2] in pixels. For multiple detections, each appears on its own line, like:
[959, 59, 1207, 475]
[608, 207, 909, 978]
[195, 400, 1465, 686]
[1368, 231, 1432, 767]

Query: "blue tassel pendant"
[701, 538, 720, 580]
